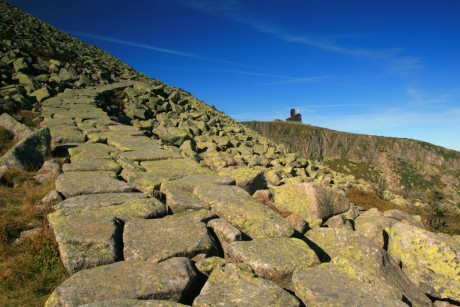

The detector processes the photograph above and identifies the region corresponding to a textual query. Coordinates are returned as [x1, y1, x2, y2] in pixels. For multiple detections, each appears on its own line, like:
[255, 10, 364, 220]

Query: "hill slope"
[1, 1, 459, 306]
[243, 121, 460, 210]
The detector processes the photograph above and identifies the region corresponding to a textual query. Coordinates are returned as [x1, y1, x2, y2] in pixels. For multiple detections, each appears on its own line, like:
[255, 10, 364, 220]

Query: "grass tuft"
[0, 170, 68, 306]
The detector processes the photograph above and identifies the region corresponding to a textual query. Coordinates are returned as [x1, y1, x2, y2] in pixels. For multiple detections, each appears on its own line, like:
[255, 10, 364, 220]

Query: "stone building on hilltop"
[286, 108, 302, 123]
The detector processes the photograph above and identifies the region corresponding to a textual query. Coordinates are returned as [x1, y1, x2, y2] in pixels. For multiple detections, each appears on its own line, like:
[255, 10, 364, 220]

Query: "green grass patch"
[325, 158, 381, 183]
[0, 126, 14, 156]
[0, 171, 68, 306]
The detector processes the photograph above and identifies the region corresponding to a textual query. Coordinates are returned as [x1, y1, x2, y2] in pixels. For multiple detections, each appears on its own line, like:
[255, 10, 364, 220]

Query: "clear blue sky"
[9, 0, 460, 151]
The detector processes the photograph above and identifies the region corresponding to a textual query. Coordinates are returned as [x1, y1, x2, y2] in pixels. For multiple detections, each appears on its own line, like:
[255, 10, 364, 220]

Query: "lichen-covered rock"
[306, 227, 431, 306]
[208, 218, 242, 253]
[45, 258, 197, 306]
[226, 238, 319, 285]
[0, 127, 51, 170]
[322, 213, 354, 230]
[55, 171, 134, 197]
[49, 196, 164, 273]
[388, 222, 460, 301]
[68, 142, 117, 160]
[195, 256, 226, 276]
[194, 184, 294, 239]
[271, 182, 349, 227]
[160, 174, 234, 213]
[355, 208, 399, 248]
[62, 158, 121, 173]
[218, 167, 266, 195]
[383, 209, 424, 229]
[153, 125, 192, 146]
[118, 148, 182, 162]
[80, 300, 187, 307]
[121, 159, 213, 196]
[0, 112, 32, 140]
[293, 260, 407, 307]
[193, 264, 299, 307]
[123, 213, 216, 263]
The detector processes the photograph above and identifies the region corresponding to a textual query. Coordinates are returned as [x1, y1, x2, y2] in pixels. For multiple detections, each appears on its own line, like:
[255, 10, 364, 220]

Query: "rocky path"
[38, 83, 457, 306]
[42, 83, 298, 306]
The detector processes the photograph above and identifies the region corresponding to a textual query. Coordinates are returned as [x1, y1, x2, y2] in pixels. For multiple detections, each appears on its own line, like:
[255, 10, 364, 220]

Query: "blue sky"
[9, 0, 460, 151]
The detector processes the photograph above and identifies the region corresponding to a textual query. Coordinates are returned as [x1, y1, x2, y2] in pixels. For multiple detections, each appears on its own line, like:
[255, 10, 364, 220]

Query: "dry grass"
[0, 169, 68, 306]
[346, 187, 460, 235]
[346, 188, 399, 212]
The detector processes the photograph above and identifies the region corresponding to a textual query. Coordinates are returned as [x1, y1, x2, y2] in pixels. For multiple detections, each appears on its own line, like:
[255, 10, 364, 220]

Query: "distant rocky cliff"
[243, 121, 460, 210]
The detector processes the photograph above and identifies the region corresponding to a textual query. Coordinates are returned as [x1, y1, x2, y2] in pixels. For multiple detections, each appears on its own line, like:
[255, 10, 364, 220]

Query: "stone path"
[41, 82, 441, 306]
[43, 83, 302, 305]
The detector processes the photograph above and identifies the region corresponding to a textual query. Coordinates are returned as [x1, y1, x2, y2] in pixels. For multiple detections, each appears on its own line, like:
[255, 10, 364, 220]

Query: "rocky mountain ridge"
[243, 121, 460, 214]
[1, 1, 459, 306]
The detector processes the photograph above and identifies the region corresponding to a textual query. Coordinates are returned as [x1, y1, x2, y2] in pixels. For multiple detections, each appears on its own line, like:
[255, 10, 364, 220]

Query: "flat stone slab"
[55, 171, 134, 198]
[45, 257, 197, 306]
[49, 197, 165, 273]
[121, 160, 213, 196]
[63, 158, 121, 173]
[118, 148, 182, 162]
[160, 175, 235, 213]
[226, 238, 320, 284]
[81, 300, 187, 307]
[68, 143, 117, 159]
[49, 124, 86, 144]
[54, 192, 149, 210]
[193, 264, 299, 307]
[107, 135, 160, 151]
[293, 261, 406, 307]
[124, 213, 216, 263]
[194, 184, 294, 239]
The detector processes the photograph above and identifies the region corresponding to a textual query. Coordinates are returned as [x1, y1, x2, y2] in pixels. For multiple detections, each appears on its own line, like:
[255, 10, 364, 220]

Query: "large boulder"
[0, 112, 32, 140]
[194, 184, 294, 239]
[45, 258, 197, 306]
[0, 127, 51, 170]
[306, 227, 431, 306]
[388, 222, 460, 301]
[80, 300, 186, 307]
[226, 238, 319, 286]
[193, 264, 299, 307]
[292, 258, 407, 307]
[271, 182, 349, 228]
[354, 208, 399, 248]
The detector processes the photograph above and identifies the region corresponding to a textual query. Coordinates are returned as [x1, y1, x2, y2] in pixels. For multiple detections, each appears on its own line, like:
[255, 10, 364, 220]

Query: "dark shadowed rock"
[0, 127, 51, 170]
[45, 258, 197, 306]
[208, 218, 242, 253]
